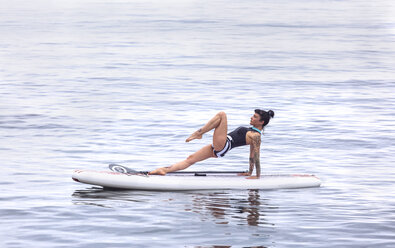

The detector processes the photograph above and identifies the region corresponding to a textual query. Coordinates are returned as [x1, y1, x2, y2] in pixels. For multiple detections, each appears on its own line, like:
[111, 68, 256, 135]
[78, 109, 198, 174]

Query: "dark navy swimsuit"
[213, 126, 262, 157]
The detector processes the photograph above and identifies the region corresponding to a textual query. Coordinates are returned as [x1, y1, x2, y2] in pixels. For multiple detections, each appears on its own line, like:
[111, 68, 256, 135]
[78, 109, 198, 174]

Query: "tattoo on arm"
[249, 157, 254, 175]
[254, 152, 261, 178]
[252, 135, 261, 178]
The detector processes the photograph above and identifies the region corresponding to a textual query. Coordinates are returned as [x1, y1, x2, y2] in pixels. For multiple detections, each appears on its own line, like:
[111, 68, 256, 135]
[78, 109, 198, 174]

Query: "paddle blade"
[109, 164, 139, 174]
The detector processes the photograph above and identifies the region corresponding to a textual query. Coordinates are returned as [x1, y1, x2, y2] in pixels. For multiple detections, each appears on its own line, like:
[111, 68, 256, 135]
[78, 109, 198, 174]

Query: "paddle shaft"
[151, 170, 248, 174]
[109, 164, 247, 175]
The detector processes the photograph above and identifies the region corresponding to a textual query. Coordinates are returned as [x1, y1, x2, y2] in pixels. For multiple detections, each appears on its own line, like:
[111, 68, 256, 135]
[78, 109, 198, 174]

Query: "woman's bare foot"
[186, 129, 203, 142]
[148, 167, 167, 175]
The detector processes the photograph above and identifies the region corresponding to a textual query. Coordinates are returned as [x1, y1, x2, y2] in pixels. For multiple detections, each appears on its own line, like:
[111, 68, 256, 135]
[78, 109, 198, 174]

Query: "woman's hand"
[148, 167, 167, 175]
[237, 172, 251, 176]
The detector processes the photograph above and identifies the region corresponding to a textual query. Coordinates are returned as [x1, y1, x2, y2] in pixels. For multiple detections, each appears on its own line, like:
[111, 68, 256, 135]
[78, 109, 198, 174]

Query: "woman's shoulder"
[246, 129, 261, 140]
[246, 131, 261, 146]
[247, 130, 261, 137]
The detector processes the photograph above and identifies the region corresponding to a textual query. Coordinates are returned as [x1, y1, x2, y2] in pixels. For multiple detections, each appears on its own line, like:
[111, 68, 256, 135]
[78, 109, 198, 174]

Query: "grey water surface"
[1, 0, 395, 247]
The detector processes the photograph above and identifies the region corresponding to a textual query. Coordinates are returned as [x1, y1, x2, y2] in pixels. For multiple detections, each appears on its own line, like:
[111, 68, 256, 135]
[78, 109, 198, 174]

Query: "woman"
[149, 109, 274, 179]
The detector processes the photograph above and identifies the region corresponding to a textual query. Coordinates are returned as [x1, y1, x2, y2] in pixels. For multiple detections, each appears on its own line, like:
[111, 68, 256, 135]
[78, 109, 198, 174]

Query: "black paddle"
[109, 164, 246, 175]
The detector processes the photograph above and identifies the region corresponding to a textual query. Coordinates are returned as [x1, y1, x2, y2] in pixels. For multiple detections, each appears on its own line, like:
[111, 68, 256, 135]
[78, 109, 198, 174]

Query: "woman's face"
[250, 113, 264, 126]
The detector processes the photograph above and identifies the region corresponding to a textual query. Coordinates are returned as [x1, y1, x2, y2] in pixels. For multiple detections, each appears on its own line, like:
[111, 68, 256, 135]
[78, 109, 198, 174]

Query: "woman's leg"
[149, 112, 229, 175]
[186, 111, 228, 151]
[149, 145, 215, 175]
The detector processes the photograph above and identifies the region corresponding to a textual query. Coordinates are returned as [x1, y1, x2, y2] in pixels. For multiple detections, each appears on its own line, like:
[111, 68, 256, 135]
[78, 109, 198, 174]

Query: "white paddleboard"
[72, 170, 321, 191]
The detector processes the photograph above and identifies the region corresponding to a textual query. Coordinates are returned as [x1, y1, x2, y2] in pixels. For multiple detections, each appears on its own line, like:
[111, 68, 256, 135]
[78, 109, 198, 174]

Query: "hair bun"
[268, 110, 274, 118]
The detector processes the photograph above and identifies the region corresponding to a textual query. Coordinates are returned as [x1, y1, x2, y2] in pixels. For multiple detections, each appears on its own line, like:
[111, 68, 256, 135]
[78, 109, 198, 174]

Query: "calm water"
[1, 0, 395, 247]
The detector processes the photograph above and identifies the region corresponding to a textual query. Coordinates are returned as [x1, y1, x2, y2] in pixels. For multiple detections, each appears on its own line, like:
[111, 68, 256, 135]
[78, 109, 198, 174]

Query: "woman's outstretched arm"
[247, 134, 261, 179]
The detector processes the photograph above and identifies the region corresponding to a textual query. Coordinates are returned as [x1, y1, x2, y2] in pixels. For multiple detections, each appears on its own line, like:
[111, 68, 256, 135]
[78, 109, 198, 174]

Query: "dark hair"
[255, 109, 275, 127]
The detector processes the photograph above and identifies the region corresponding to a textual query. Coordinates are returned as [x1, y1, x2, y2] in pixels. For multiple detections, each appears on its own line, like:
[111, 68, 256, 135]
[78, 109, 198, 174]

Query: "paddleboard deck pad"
[72, 169, 321, 191]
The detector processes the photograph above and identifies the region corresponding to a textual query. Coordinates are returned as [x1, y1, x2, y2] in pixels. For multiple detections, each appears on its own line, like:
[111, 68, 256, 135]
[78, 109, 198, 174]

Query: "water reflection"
[187, 190, 275, 227]
[240, 190, 264, 226]
[72, 188, 276, 227]
[72, 187, 151, 208]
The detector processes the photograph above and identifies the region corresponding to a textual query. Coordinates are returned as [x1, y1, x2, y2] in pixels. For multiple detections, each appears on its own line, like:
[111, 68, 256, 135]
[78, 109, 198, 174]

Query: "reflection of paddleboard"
[72, 167, 322, 191]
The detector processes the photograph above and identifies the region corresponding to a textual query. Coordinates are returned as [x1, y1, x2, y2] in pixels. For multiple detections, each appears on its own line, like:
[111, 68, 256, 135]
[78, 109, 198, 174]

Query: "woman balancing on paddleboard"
[149, 110, 274, 179]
